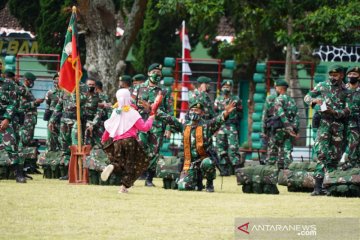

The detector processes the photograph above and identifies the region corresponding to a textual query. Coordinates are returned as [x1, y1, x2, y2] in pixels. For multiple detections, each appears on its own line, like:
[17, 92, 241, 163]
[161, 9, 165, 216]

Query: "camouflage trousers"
[84, 121, 104, 148]
[46, 121, 61, 151]
[216, 124, 240, 166]
[266, 129, 293, 169]
[177, 157, 216, 190]
[139, 120, 166, 171]
[0, 122, 21, 164]
[314, 119, 344, 178]
[347, 127, 360, 167]
[103, 137, 149, 188]
[19, 113, 37, 148]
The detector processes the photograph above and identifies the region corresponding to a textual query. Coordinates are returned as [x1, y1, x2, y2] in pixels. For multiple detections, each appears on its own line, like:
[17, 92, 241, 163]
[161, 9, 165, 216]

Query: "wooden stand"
[68, 145, 91, 184]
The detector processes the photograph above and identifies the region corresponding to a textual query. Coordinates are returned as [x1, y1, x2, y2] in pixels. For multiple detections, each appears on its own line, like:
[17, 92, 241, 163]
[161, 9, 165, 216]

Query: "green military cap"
[275, 79, 289, 87]
[328, 65, 343, 74]
[4, 69, 15, 78]
[119, 75, 132, 84]
[346, 66, 360, 75]
[133, 74, 146, 81]
[189, 101, 204, 110]
[24, 72, 36, 81]
[221, 79, 233, 86]
[197, 76, 211, 83]
[148, 63, 162, 72]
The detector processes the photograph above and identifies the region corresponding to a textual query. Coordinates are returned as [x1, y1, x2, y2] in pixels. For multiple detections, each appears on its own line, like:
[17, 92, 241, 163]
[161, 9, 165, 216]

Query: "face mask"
[222, 89, 230, 94]
[88, 86, 95, 92]
[348, 77, 359, 84]
[150, 73, 161, 84]
[330, 77, 339, 85]
[28, 81, 34, 88]
[189, 112, 201, 121]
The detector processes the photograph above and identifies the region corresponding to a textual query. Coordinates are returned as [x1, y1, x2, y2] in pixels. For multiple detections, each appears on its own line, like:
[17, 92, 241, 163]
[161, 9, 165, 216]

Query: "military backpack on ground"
[236, 165, 279, 194]
[37, 151, 62, 179]
[323, 168, 360, 197]
[85, 147, 110, 185]
[156, 155, 182, 189]
[283, 162, 316, 192]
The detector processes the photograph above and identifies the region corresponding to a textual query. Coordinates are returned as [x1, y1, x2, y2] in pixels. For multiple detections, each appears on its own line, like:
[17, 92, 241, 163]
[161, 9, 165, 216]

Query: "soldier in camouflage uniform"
[83, 78, 102, 147]
[132, 63, 174, 187]
[266, 80, 299, 169]
[44, 73, 61, 151]
[188, 76, 215, 120]
[19, 72, 44, 148]
[262, 87, 295, 166]
[304, 65, 350, 196]
[157, 100, 237, 192]
[93, 80, 111, 142]
[0, 70, 26, 183]
[344, 67, 360, 168]
[49, 82, 87, 179]
[214, 80, 243, 175]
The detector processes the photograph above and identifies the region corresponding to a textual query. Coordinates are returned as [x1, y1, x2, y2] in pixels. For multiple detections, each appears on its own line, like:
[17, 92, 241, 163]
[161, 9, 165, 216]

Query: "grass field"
[1, 174, 359, 240]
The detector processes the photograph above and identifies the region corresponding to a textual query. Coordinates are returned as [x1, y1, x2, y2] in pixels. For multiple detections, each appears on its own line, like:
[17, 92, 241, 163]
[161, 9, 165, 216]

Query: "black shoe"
[145, 180, 155, 187]
[59, 175, 68, 180]
[16, 176, 27, 183]
[25, 174, 33, 180]
[205, 180, 214, 192]
[310, 177, 326, 196]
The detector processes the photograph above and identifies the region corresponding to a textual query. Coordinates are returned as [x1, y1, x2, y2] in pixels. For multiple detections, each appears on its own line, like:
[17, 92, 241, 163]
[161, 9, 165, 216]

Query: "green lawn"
[1, 174, 359, 240]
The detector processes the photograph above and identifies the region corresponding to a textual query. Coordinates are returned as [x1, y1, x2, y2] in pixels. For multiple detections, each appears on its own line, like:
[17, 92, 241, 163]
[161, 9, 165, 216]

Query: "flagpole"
[73, 6, 83, 181]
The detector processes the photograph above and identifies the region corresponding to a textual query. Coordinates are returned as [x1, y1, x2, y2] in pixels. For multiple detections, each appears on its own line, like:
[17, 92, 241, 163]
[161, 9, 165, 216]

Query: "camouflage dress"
[262, 94, 295, 166]
[45, 87, 61, 151]
[346, 84, 360, 167]
[267, 93, 299, 169]
[214, 94, 242, 172]
[304, 80, 350, 178]
[0, 77, 20, 165]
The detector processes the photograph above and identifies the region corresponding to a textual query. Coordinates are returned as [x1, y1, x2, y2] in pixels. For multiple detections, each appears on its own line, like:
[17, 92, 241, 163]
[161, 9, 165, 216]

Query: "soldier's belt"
[62, 112, 76, 119]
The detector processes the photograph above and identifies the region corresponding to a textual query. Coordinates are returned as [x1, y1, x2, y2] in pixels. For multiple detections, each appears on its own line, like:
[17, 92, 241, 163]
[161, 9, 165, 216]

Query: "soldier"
[266, 80, 299, 169]
[214, 80, 243, 175]
[0, 70, 26, 183]
[19, 72, 44, 148]
[304, 65, 350, 196]
[262, 85, 295, 166]
[44, 73, 61, 151]
[49, 82, 87, 180]
[83, 78, 102, 147]
[132, 63, 174, 187]
[119, 75, 132, 90]
[188, 76, 215, 120]
[132, 74, 146, 88]
[344, 67, 360, 168]
[94, 80, 111, 139]
[157, 100, 236, 192]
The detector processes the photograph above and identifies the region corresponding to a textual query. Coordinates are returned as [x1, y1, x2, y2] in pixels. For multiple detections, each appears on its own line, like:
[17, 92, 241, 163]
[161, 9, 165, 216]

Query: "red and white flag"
[179, 20, 192, 120]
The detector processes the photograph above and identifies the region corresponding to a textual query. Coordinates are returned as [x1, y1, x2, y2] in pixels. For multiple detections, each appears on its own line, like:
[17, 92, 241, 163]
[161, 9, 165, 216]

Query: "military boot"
[219, 164, 229, 176]
[145, 170, 156, 187]
[205, 180, 214, 192]
[310, 177, 326, 196]
[195, 173, 204, 191]
[15, 164, 26, 183]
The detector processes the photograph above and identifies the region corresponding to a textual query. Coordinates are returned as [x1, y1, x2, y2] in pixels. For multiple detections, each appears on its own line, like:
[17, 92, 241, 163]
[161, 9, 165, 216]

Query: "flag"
[179, 20, 192, 120]
[59, 7, 82, 93]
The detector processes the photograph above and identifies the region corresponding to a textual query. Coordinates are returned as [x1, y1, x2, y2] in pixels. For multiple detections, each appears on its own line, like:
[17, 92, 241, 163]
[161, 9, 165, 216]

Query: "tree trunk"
[78, 0, 117, 95]
[115, 0, 148, 79]
[285, 6, 306, 146]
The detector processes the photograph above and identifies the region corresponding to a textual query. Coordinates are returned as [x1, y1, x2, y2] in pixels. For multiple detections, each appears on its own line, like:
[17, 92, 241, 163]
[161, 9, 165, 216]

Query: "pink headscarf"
[104, 89, 141, 138]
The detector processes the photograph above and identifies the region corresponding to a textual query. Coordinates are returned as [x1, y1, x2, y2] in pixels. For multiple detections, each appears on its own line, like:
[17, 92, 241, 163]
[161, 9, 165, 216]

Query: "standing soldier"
[44, 73, 61, 151]
[93, 80, 111, 142]
[49, 83, 87, 180]
[188, 76, 215, 120]
[83, 78, 102, 147]
[19, 72, 44, 148]
[304, 65, 350, 196]
[266, 80, 299, 169]
[132, 63, 174, 187]
[344, 67, 360, 168]
[214, 80, 243, 175]
[0, 70, 26, 183]
[119, 75, 132, 90]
